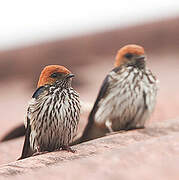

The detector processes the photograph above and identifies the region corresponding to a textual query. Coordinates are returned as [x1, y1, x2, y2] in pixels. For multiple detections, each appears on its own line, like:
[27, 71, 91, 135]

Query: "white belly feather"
[94, 67, 158, 130]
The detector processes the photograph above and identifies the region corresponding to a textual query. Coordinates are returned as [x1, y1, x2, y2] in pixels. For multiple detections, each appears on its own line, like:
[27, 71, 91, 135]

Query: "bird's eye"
[124, 53, 133, 59]
[50, 72, 58, 78]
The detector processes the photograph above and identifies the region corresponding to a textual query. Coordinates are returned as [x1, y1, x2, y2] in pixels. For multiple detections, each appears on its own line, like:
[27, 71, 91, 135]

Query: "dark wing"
[143, 91, 148, 110]
[80, 74, 110, 140]
[80, 66, 122, 142]
[32, 86, 46, 99]
[18, 116, 32, 160]
[89, 75, 110, 120]
[18, 86, 48, 159]
[1, 86, 46, 143]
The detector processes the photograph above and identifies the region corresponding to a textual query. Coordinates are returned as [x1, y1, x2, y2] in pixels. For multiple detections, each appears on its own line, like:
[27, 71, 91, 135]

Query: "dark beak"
[135, 55, 145, 61]
[66, 74, 75, 79]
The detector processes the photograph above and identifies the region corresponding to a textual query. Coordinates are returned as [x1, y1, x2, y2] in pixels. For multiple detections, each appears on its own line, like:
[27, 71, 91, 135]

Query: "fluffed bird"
[19, 65, 81, 159]
[1, 99, 92, 143]
[80, 44, 158, 142]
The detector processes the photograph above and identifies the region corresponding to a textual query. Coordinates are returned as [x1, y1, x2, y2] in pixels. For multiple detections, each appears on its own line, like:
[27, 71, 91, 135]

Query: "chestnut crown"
[37, 65, 74, 87]
[114, 44, 146, 69]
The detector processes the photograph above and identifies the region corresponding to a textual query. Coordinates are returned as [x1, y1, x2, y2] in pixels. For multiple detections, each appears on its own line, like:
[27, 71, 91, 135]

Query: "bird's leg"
[32, 146, 48, 156]
[125, 126, 145, 131]
[32, 151, 49, 157]
[61, 146, 76, 153]
[105, 119, 114, 133]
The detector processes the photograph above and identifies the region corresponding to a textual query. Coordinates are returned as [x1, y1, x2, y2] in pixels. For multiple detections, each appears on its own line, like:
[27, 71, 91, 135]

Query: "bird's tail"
[0, 124, 25, 142]
[79, 119, 107, 144]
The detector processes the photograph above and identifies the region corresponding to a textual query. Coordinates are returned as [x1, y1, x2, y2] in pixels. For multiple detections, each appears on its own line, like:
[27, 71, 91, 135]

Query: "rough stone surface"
[0, 119, 179, 179]
[17, 134, 179, 180]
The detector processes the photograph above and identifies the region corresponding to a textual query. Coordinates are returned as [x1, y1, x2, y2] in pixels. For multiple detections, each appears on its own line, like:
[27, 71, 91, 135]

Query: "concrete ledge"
[0, 118, 179, 179]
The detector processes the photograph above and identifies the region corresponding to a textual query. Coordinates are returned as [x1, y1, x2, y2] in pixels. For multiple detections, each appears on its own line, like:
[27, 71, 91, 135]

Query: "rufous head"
[114, 44, 146, 68]
[37, 65, 74, 87]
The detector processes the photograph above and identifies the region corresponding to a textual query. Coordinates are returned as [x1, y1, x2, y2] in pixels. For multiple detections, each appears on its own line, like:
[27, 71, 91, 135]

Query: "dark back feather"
[18, 117, 32, 160]
[80, 75, 110, 141]
[32, 86, 46, 99]
[80, 66, 122, 142]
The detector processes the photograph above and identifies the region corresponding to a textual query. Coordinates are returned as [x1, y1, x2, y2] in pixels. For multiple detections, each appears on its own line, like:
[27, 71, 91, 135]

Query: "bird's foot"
[61, 146, 76, 153]
[125, 126, 145, 131]
[106, 130, 125, 136]
[32, 151, 49, 157]
[105, 120, 114, 133]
